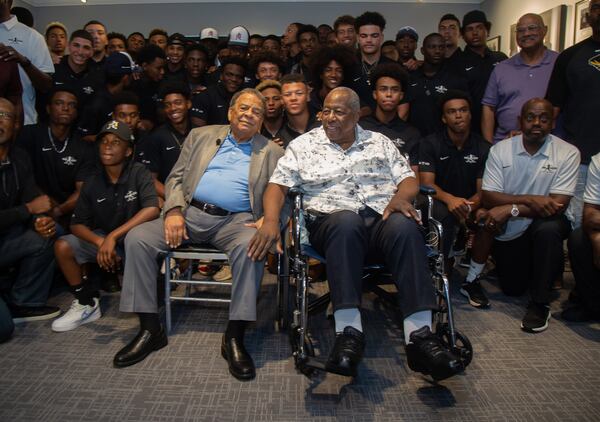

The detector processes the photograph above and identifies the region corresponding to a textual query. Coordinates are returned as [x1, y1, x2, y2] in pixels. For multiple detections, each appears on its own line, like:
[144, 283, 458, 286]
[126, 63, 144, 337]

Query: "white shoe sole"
[521, 313, 551, 333]
[13, 309, 61, 324]
[51, 308, 101, 332]
[459, 287, 490, 308]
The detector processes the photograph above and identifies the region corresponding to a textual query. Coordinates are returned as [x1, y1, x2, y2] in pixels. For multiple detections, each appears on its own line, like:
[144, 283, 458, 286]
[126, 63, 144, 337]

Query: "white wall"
[31, 1, 480, 45]
[482, 0, 583, 56]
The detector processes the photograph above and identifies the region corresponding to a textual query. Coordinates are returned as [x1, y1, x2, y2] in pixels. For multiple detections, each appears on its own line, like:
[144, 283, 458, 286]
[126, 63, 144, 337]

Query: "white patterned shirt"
[270, 125, 415, 215]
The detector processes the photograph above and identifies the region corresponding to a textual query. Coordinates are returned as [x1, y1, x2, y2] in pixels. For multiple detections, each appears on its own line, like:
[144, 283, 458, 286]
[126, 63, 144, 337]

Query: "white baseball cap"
[228, 26, 249, 46]
[200, 27, 218, 40]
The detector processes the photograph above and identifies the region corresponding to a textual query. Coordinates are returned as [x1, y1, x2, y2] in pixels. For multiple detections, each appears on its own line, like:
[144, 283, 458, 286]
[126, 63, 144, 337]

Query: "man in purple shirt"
[481, 13, 558, 143]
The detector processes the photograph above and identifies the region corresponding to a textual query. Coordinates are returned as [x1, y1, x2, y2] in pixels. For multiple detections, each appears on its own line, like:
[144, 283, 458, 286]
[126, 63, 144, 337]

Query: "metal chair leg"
[165, 254, 172, 335]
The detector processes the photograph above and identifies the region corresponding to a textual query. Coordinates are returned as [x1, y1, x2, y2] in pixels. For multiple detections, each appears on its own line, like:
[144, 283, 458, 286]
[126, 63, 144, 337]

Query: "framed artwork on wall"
[575, 0, 593, 43]
[487, 35, 501, 52]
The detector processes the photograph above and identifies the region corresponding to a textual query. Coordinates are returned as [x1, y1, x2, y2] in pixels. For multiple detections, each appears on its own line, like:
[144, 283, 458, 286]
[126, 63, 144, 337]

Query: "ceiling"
[22, 0, 484, 7]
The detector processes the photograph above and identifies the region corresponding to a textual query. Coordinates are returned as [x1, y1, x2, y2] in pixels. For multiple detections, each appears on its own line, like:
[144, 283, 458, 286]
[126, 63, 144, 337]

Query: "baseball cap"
[167, 33, 186, 46]
[396, 26, 419, 42]
[200, 27, 218, 40]
[97, 120, 134, 144]
[45, 21, 67, 36]
[228, 26, 249, 47]
[105, 51, 135, 75]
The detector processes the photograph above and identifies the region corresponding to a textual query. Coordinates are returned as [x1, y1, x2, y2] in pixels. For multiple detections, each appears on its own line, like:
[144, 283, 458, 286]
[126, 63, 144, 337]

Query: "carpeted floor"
[1, 269, 599, 422]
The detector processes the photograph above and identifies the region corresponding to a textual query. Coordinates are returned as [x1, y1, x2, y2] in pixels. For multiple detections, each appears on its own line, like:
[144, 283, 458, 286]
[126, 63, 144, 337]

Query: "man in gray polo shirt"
[481, 13, 558, 143]
[472, 98, 579, 332]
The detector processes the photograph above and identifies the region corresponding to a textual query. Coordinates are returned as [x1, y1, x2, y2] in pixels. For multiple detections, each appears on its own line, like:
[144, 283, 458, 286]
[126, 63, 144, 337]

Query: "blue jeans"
[0, 225, 56, 307]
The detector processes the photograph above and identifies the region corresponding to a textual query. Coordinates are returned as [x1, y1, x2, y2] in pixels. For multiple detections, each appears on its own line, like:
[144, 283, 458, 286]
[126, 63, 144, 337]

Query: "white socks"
[466, 260, 485, 283]
[334, 308, 363, 333]
[403, 310, 432, 344]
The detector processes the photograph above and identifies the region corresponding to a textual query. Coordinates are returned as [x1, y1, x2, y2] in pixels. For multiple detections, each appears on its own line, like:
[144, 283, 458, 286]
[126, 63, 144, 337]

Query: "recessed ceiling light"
[81, 0, 87, 3]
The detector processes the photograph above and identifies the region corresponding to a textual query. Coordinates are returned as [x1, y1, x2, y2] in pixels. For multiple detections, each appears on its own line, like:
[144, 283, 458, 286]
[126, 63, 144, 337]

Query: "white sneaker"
[51, 298, 101, 332]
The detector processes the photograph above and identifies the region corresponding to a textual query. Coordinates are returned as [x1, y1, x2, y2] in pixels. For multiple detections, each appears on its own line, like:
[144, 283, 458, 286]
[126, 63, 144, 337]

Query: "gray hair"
[328, 87, 360, 113]
[229, 88, 267, 116]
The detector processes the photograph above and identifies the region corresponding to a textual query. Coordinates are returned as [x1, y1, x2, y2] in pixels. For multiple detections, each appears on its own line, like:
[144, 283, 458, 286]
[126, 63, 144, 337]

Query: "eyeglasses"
[0, 111, 15, 121]
[515, 24, 542, 34]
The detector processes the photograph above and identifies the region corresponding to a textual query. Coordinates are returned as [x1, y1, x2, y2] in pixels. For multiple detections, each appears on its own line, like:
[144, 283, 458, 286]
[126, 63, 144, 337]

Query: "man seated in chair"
[115, 89, 286, 382]
[249, 87, 463, 380]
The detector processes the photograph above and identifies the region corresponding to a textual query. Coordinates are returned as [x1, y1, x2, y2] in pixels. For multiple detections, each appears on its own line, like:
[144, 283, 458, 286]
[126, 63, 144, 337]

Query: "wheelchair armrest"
[419, 185, 437, 197]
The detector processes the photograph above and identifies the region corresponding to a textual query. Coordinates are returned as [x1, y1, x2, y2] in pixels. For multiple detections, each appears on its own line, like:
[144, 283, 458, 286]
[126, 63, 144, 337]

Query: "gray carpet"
[1, 269, 599, 422]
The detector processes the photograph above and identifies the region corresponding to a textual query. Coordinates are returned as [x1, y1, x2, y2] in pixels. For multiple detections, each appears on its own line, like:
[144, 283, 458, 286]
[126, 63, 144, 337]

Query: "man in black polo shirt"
[138, 82, 192, 200]
[439, 14, 462, 64]
[290, 25, 318, 83]
[107, 32, 126, 55]
[546, 0, 600, 228]
[131, 44, 166, 131]
[164, 33, 186, 83]
[112, 91, 145, 144]
[183, 44, 209, 94]
[459, 10, 507, 134]
[418, 90, 489, 288]
[191, 57, 246, 127]
[354, 11, 396, 112]
[78, 51, 135, 141]
[18, 87, 95, 231]
[396, 27, 421, 71]
[360, 63, 421, 171]
[52, 120, 159, 332]
[278, 74, 320, 147]
[52, 29, 104, 113]
[406, 33, 469, 137]
[256, 80, 284, 145]
[84, 20, 108, 67]
[126, 32, 145, 60]
[0, 98, 61, 342]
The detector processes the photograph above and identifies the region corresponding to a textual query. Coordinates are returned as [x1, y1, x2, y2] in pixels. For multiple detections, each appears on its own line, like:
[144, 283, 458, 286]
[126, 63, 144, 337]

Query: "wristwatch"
[510, 204, 520, 217]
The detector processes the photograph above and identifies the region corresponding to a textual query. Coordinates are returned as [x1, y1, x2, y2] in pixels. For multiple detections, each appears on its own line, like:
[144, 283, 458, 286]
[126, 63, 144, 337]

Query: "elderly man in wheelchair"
[248, 87, 468, 381]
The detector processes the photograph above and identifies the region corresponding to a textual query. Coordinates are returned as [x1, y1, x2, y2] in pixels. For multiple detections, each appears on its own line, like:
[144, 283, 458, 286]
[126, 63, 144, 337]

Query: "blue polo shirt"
[192, 133, 252, 212]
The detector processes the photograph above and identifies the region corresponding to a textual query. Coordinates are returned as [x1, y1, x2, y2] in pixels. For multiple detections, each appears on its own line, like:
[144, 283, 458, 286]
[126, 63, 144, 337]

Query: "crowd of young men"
[1, 0, 600, 383]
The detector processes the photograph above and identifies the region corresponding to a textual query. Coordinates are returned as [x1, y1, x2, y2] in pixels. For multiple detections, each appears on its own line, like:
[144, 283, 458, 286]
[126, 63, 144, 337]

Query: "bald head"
[520, 98, 554, 144]
[326, 87, 360, 113]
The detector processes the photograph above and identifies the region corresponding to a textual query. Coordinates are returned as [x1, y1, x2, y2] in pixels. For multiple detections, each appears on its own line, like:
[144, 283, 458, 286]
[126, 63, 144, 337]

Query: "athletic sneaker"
[213, 265, 232, 282]
[521, 302, 550, 333]
[460, 279, 490, 308]
[51, 298, 101, 332]
[11, 305, 61, 323]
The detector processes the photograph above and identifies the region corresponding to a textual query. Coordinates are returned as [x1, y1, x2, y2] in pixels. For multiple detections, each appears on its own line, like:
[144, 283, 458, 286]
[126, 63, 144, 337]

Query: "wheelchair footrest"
[296, 355, 327, 372]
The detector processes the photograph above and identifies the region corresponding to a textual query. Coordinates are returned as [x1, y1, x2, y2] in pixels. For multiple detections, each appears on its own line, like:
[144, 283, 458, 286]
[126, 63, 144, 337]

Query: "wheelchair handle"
[419, 185, 437, 196]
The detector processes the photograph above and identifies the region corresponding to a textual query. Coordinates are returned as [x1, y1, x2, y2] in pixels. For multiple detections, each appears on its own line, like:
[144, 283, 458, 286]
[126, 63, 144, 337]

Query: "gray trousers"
[119, 207, 265, 321]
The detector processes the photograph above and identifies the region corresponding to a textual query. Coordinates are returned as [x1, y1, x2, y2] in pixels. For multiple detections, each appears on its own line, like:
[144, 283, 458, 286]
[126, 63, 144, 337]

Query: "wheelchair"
[276, 186, 473, 378]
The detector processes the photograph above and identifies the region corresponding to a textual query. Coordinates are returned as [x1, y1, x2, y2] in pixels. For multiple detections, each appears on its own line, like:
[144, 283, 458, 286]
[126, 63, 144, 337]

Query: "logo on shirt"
[165, 146, 176, 151]
[391, 138, 406, 149]
[435, 85, 448, 94]
[465, 66, 474, 71]
[464, 154, 478, 164]
[7, 37, 23, 44]
[97, 198, 107, 203]
[541, 163, 557, 173]
[42, 147, 52, 152]
[62, 156, 77, 166]
[217, 105, 224, 108]
[589, 54, 600, 72]
[83, 86, 94, 95]
[440, 156, 450, 161]
[124, 190, 138, 202]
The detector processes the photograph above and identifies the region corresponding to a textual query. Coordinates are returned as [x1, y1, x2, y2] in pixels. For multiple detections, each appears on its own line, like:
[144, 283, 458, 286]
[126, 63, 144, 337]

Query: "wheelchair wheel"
[289, 325, 316, 377]
[436, 323, 473, 368]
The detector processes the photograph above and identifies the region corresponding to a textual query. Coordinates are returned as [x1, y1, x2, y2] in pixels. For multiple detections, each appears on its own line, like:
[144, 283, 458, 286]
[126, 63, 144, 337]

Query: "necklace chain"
[47, 127, 69, 154]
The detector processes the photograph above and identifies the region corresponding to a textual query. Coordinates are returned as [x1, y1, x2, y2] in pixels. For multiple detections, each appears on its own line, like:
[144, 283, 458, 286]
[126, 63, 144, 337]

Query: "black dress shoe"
[326, 326, 365, 377]
[113, 328, 168, 368]
[406, 326, 463, 381]
[221, 335, 255, 381]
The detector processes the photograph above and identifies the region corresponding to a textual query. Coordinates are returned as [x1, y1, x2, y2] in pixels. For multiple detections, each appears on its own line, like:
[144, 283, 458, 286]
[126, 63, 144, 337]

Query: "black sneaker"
[406, 326, 463, 381]
[10, 305, 61, 323]
[460, 279, 490, 308]
[521, 302, 551, 333]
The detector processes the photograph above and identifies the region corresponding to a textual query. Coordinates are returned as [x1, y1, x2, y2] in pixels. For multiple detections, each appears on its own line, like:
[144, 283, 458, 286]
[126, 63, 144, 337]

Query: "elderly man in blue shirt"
[115, 88, 286, 381]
